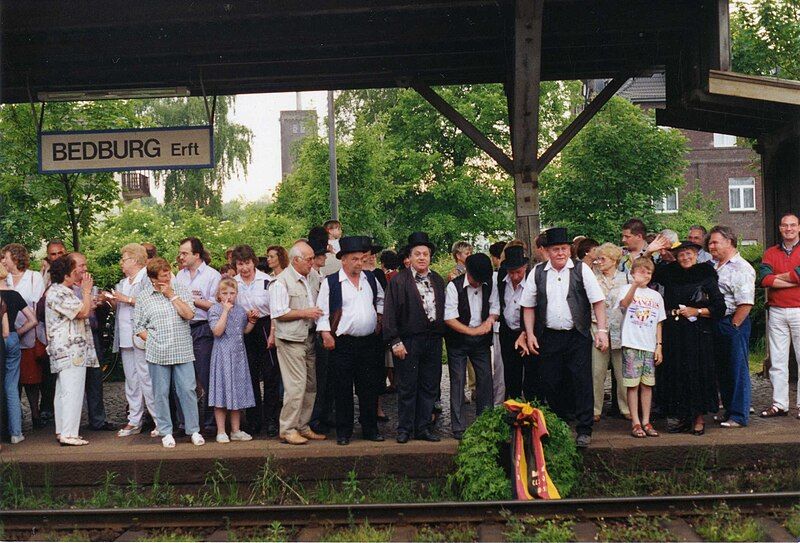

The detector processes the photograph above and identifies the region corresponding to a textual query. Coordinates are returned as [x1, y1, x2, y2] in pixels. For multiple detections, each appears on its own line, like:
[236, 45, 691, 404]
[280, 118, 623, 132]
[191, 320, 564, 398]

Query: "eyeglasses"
[119, 256, 134, 264]
[296, 256, 314, 263]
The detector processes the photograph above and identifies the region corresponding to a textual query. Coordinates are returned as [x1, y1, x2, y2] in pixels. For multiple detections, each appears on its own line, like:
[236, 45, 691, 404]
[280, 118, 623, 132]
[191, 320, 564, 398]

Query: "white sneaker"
[10, 435, 25, 444]
[191, 432, 205, 446]
[216, 433, 230, 443]
[117, 425, 142, 437]
[161, 434, 176, 448]
[230, 430, 252, 442]
[150, 428, 160, 438]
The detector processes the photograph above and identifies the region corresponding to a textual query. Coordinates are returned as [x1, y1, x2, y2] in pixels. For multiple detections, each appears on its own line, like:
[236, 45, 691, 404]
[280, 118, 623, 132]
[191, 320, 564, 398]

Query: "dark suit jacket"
[383, 267, 446, 345]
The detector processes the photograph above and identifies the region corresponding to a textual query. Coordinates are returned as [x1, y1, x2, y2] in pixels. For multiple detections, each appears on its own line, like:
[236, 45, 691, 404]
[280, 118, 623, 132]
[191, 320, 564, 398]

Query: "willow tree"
[141, 96, 253, 215]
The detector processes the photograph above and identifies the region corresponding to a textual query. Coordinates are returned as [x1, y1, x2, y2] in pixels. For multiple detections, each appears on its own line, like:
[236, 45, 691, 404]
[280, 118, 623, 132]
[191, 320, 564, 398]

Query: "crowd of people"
[1, 213, 798, 450]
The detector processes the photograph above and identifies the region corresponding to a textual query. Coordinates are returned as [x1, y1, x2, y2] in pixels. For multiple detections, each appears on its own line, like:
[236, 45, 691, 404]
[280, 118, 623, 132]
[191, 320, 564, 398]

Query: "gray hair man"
[688, 225, 712, 263]
[269, 241, 324, 445]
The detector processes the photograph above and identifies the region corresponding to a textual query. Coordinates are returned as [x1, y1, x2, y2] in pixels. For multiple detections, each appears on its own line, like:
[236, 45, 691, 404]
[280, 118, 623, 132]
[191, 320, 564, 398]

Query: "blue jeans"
[148, 361, 199, 437]
[4, 332, 22, 437]
[715, 316, 751, 426]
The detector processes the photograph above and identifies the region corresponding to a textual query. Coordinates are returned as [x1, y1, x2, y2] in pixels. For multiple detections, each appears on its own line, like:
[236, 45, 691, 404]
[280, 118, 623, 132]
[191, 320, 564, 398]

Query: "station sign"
[39, 125, 214, 174]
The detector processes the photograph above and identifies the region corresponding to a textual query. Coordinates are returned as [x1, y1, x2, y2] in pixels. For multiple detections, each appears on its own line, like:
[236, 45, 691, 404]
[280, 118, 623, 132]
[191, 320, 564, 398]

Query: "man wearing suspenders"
[316, 236, 385, 445]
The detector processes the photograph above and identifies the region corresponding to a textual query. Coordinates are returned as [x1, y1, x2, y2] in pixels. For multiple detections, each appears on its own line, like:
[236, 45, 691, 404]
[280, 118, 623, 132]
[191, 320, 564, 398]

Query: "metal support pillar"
[509, 0, 543, 247]
[328, 90, 339, 221]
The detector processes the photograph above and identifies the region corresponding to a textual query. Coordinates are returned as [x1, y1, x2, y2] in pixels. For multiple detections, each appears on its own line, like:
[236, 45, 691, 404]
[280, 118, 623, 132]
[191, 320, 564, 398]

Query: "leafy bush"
[448, 404, 581, 501]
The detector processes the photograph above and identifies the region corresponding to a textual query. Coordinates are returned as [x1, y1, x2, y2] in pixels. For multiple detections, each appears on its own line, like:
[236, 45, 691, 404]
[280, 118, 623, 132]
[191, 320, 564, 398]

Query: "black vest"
[448, 274, 492, 347]
[327, 270, 378, 336]
[533, 259, 592, 338]
[497, 268, 530, 333]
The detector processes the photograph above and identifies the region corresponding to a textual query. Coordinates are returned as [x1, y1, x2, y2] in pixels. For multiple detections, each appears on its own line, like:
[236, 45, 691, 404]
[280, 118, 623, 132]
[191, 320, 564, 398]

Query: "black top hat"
[500, 245, 529, 271]
[670, 240, 702, 253]
[308, 237, 328, 257]
[336, 236, 372, 259]
[406, 231, 436, 254]
[541, 227, 570, 247]
[465, 253, 493, 285]
[369, 240, 384, 255]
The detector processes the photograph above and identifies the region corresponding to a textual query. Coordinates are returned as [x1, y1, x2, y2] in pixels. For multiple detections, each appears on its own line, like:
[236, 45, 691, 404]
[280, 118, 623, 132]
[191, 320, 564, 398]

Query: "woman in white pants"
[45, 255, 98, 446]
[108, 243, 158, 437]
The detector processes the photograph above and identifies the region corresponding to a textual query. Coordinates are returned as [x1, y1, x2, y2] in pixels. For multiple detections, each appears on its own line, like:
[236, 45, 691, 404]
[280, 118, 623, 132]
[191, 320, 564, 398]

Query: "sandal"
[631, 424, 646, 438]
[760, 405, 787, 418]
[643, 423, 659, 437]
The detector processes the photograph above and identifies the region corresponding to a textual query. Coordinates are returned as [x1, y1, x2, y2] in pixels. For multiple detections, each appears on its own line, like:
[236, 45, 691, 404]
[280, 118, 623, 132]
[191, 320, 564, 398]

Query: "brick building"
[617, 74, 764, 245]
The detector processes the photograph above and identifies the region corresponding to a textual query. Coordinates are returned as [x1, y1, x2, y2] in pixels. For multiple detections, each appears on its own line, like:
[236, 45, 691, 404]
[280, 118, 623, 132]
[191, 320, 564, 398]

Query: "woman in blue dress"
[209, 278, 256, 443]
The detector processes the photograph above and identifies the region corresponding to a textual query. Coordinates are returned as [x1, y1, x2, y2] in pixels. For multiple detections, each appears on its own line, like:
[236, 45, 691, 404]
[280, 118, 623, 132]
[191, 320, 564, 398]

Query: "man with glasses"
[269, 241, 323, 445]
[175, 237, 221, 435]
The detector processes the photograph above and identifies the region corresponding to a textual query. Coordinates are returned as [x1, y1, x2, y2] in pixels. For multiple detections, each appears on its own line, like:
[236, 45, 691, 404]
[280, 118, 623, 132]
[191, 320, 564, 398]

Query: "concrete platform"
[2, 374, 798, 493]
[2, 409, 800, 494]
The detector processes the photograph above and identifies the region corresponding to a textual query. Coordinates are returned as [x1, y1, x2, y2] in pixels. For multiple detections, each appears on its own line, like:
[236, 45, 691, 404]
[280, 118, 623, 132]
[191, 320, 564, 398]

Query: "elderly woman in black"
[651, 240, 726, 435]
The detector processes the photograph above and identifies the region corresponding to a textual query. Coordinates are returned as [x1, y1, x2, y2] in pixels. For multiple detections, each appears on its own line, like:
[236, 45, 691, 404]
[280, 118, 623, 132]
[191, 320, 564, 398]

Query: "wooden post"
[510, 0, 543, 248]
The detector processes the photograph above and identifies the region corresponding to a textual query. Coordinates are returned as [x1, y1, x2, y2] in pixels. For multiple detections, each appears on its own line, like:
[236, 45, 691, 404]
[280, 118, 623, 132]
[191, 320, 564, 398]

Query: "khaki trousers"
[276, 334, 317, 435]
[591, 346, 628, 417]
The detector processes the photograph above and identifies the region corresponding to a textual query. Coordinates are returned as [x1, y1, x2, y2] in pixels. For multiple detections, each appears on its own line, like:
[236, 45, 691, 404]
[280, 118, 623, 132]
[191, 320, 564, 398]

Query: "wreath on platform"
[448, 404, 581, 500]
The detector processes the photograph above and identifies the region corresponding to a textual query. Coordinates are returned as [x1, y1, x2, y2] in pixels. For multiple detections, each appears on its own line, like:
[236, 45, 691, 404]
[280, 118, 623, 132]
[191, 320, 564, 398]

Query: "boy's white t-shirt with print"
[618, 286, 666, 352]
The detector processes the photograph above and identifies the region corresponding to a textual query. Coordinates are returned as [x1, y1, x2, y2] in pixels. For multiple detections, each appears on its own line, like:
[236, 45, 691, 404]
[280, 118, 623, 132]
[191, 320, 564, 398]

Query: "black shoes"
[396, 432, 410, 444]
[668, 419, 691, 433]
[365, 433, 385, 442]
[415, 430, 441, 442]
[337, 437, 350, 446]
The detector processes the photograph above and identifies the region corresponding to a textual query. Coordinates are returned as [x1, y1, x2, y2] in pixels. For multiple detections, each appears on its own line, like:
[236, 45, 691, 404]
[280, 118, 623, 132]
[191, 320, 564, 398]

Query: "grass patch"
[414, 524, 476, 542]
[785, 505, 800, 537]
[502, 512, 575, 543]
[322, 521, 392, 542]
[137, 530, 201, 542]
[230, 521, 291, 542]
[596, 515, 674, 542]
[694, 503, 766, 542]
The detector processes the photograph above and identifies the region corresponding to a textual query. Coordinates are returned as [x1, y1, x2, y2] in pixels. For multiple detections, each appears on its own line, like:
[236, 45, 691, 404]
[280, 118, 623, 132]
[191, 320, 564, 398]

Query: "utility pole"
[327, 90, 339, 221]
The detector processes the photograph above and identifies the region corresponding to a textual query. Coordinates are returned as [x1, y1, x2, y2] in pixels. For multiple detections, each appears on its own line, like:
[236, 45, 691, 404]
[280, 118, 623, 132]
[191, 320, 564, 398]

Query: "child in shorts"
[618, 257, 666, 438]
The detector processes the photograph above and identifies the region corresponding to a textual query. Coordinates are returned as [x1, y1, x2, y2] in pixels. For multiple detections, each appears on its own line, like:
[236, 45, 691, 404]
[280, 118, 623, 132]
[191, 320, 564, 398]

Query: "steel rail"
[3, 492, 800, 531]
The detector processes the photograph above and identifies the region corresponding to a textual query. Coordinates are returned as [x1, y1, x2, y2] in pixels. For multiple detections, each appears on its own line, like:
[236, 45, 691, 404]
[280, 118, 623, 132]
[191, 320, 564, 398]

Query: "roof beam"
[412, 84, 514, 175]
[535, 74, 628, 174]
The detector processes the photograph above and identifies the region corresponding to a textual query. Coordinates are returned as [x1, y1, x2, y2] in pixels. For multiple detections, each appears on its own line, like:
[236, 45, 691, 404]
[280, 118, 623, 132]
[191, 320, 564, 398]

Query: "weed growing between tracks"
[413, 524, 476, 542]
[693, 503, 766, 542]
[322, 520, 393, 542]
[501, 512, 575, 542]
[596, 515, 674, 542]
[785, 505, 800, 537]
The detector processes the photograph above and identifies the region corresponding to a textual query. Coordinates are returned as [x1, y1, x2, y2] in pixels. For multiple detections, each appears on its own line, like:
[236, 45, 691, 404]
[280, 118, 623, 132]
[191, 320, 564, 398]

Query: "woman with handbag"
[651, 240, 726, 436]
[0, 253, 40, 440]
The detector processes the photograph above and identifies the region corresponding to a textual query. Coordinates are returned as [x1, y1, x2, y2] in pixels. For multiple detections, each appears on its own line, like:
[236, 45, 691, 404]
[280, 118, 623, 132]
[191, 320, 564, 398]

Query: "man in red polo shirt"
[759, 212, 800, 418]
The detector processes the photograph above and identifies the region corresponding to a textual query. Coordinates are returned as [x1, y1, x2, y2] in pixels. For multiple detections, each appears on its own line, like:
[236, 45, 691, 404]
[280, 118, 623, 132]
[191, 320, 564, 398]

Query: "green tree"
[140, 97, 253, 215]
[0, 100, 140, 250]
[731, 0, 800, 80]
[539, 97, 688, 241]
[656, 187, 721, 236]
[276, 82, 583, 249]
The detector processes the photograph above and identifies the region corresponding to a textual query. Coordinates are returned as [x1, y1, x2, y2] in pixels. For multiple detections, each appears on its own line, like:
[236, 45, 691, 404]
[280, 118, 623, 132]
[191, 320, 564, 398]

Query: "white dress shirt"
[316, 269, 384, 336]
[117, 267, 147, 348]
[174, 262, 221, 322]
[444, 277, 500, 327]
[269, 266, 316, 319]
[500, 273, 527, 330]
[519, 260, 605, 330]
[235, 269, 272, 318]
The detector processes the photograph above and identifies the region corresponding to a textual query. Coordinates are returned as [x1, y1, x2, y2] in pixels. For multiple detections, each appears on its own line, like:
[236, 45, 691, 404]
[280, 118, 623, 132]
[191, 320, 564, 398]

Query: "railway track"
[3, 492, 800, 541]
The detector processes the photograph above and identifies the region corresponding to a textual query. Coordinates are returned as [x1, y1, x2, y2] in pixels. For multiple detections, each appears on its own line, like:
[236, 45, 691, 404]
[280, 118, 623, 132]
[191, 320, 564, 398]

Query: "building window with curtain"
[728, 177, 756, 211]
[654, 189, 679, 214]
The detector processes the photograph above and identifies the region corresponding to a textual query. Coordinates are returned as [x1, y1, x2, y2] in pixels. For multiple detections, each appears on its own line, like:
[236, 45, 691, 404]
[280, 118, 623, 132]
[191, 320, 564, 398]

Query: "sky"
[148, 91, 329, 203]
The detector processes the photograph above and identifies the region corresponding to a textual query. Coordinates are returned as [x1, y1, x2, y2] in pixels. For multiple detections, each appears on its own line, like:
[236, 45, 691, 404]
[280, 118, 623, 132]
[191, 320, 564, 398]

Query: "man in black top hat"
[516, 227, 609, 448]
[496, 245, 537, 402]
[316, 236, 385, 445]
[383, 232, 446, 443]
[444, 253, 499, 439]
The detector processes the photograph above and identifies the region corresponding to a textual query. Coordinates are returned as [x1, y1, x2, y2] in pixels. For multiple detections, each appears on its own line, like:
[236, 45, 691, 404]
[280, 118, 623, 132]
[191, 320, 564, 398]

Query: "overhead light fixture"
[37, 86, 190, 102]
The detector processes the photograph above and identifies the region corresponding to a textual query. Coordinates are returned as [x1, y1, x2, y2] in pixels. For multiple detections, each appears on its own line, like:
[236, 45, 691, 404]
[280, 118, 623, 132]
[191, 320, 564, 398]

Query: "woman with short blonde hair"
[592, 242, 631, 422]
[110, 243, 159, 437]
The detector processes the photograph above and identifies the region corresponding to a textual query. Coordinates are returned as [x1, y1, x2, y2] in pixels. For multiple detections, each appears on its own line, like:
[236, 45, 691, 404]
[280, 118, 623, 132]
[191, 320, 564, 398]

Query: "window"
[728, 177, 756, 211]
[655, 189, 679, 214]
[714, 133, 737, 147]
